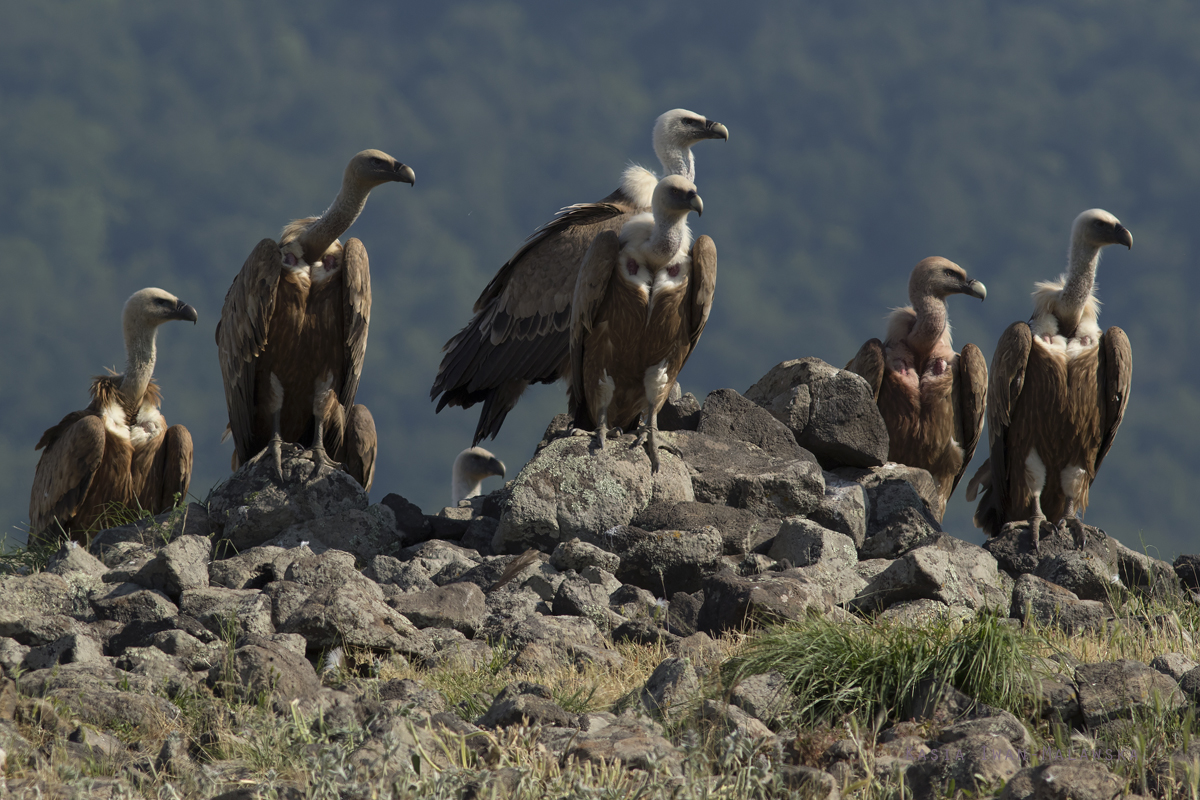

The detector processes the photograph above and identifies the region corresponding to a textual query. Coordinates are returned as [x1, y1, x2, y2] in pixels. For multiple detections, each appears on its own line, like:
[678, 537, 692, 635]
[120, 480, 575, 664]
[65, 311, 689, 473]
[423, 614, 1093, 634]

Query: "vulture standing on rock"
[217, 150, 415, 492]
[451, 446, 507, 506]
[30, 288, 198, 543]
[569, 174, 716, 471]
[431, 109, 729, 444]
[967, 209, 1133, 549]
[846, 257, 988, 522]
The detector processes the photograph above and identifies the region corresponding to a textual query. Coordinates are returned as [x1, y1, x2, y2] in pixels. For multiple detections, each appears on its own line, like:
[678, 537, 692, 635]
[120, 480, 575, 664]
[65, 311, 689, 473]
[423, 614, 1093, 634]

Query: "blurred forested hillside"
[3, 1, 1198, 557]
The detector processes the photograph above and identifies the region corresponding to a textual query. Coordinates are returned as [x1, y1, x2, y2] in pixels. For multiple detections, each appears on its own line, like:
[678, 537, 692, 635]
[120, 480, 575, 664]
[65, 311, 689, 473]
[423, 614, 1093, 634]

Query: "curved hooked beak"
[689, 192, 704, 216]
[1114, 223, 1132, 249]
[173, 300, 199, 324]
[705, 119, 730, 141]
[394, 163, 416, 186]
[963, 279, 987, 301]
[487, 456, 506, 480]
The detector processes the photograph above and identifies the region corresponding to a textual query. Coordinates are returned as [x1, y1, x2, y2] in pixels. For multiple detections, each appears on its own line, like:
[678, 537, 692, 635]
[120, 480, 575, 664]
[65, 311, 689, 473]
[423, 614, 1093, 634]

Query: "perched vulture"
[451, 446, 507, 506]
[967, 209, 1133, 549]
[432, 109, 728, 444]
[30, 288, 198, 544]
[569, 175, 716, 471]
[846, 257, 988, 522]
[217, 150, 414, 492]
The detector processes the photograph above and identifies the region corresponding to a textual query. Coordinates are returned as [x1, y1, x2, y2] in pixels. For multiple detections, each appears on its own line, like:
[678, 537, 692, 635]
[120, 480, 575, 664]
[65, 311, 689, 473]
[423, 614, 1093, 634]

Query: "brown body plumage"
[967, 209, 1133, 548]
[846, 257, 987, 521]
[30, 289, 197, 543]
[432, 109, 728, 444]
[569, 175, 716, 470]
[217, 150, 414, 491]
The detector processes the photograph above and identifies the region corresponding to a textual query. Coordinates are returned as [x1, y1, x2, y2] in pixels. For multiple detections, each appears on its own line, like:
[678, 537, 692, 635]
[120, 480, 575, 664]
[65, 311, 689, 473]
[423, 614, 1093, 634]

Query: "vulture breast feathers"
[846, 257, 987, 522]
[30, 288, 197, 543]
[967, 209, 1133, 548]
[432, 109, 728, 444]
[568, 175, 716, 471]
[216, 149, 414, 491]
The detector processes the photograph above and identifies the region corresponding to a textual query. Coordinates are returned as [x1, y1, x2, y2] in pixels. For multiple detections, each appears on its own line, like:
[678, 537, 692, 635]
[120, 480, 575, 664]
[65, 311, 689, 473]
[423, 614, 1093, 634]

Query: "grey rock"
[1150, 653, 1198, 682]
[46, 543, 109, 590]
[999, 762, 1126, 800]
[0, 614, 88, 648]
[276, 581, 429, 659]
[550, 539, 620, 574]
[379, 493, 432, 544]
[402, 540, 484, 586]
[1115, 541, 1183, 603]
[1174, 554, 1200, 591]
[635, 500, 782, 556]
[779, 766, 840, 798]
[130, 534, 211, 600]
[767, 517, 857, 568]
[698, 568, 833, 634]
[115, 647, 199, 697]
[699, 699, 773, 740]
[810, 475, 868, 546]
[1075, 660, 1186, 727]
[746, 358, 889, 469]
[509, 614, 606, 652]
[696, 388, 809, 460]
[938, 710, 1033, 751]
[859, 507, 943, 560]
[907, 734, 1022, 796]
[179, 586, 276, 640]
[666, 590, 703, 637]
[855, 538, 1006, 612]
[788, 561, 868, 605]
[565, 716, 682, 775]
[834, 464, 943, 531]
[283, 549, 370, 592]
[658, 391, 702, 432]
[495, 434, 693, 554]
[640, 656, 699, 720]
[612, 619, 677, 647]
[22, 633, 105, 672]
[0, 574, 77, 623]
[671, 430, 825, 518]
[728, 670, 790, 729]
[477, 683, 577, 729]
[1011, 574, 1111, 633]
[613, 526, 725, 595]
[364, 555, 436, 593]
[275, 505, 402, 563]
[91, 583, 178, 624]
[210, 634, 323, 712]
[0, 639, 30, 676]
[19, 662, 178, 735]
[208, 545, 289, 589]
[879, 598, 974, 627]
[1034, 550, 1121, 602]
[206, 442, 369, 551]
[985, 521, 1118, 580]
[385, 582, 486, 637]
[551, 575, 622, 630]
[1177, 666, 1200, 701]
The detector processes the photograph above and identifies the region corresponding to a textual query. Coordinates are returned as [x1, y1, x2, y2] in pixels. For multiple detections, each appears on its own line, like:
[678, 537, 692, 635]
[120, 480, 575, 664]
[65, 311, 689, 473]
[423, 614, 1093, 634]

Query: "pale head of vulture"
[653, 174, 705, 219]
[653, 109, 729, 183]
[290, 149, 416, 265]
[909, 257, 987, 304]
[345, 149, 417, 190]
[122, 288, 199, 337]
[451, 446, 506, 506]
[1072, 208, 1133, 251]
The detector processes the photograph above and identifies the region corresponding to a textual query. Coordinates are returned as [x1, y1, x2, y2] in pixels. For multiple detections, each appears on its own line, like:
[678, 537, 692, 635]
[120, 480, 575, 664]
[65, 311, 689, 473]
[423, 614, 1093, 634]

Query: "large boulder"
[206, 443, 370, 553]
[494, 434, 693, 554]
[745, 358, 889, 469]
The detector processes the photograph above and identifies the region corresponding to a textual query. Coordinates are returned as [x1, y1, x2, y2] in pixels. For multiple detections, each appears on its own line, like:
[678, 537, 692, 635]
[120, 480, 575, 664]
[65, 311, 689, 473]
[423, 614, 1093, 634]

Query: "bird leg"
[1027, 512, 1046, 553]
[244, 414, 285, 483]
[631, 408, 680, 473]
[305, 383, 342, 476]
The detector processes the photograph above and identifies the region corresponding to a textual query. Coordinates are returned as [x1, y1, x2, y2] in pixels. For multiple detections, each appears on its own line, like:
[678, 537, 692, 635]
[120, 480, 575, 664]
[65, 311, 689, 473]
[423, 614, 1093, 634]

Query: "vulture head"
[123, 288, 198, 336]
[451, 446, 507, 505]
[653, 175, 704, 219]
[909, 257, 987, 304]
[1073, 208, 1133, 250]
[653, 109, 729, 182]
[346, 149, 417, 189]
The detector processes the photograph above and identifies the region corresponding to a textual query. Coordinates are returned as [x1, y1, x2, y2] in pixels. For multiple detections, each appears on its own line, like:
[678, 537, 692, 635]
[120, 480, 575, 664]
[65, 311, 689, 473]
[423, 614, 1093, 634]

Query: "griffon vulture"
[217, 150, 415, 492]
[431, 109, 728, 444]
[846, 257, 988, 522]
[30, 288, 198, 544]
[451, 446, 507, 506]
[569, 175, 716, 471]
[966, 209, 1133, 549]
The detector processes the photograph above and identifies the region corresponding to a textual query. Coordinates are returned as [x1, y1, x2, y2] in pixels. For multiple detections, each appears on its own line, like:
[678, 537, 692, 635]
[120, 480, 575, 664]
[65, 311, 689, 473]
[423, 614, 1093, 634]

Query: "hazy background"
[3, 1, 1198, 560]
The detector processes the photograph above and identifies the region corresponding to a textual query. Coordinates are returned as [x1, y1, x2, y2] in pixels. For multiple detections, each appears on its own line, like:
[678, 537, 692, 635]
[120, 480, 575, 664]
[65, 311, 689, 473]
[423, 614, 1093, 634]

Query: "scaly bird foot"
[302, 443, 341, 477]
[1026, 515, 1046, 553]
[1059, 516, 1088, 550]
[632, 426, 672, 473]
[245, 435, 285, 483]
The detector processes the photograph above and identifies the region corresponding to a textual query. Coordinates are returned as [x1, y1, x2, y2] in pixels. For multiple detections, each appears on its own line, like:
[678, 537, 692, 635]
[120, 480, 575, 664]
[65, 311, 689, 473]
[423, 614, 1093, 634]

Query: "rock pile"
[0, 358, 1193, 797]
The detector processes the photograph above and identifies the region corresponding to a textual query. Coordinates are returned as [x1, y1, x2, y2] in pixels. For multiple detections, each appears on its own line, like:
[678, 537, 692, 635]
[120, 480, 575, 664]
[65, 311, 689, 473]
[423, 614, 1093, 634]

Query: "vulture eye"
[370, 157, 383, 166]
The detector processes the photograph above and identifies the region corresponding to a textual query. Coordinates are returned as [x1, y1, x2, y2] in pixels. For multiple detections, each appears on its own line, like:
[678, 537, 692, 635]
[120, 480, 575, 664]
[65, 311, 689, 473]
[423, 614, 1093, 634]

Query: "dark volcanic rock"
[745, 358, 889, 469]
[634, 500, 782, 555]
[1075, 660, 1186, 728]
[696, 388, 808, 460]
[1010, 573, 1110, 633]
[697, 568, 833, 633]
[613, 526, 724, 595]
